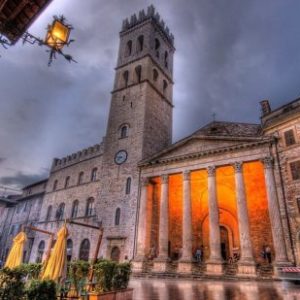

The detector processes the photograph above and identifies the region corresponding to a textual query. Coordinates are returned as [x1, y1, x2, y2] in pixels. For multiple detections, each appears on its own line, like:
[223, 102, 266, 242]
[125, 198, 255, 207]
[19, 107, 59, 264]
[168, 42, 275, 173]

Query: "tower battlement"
[121, 5, 174, 46]
[51, 142, 104, 172]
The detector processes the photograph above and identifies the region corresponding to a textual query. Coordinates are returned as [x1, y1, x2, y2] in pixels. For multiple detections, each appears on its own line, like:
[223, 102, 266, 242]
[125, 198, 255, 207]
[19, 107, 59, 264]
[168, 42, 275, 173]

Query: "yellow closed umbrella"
[41, 224, 68, 282]
[4, 231, 27, 269]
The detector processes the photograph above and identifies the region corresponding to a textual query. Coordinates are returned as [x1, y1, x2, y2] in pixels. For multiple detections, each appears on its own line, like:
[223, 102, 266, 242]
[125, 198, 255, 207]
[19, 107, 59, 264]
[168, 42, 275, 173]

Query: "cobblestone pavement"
[129, 278, 300, 300]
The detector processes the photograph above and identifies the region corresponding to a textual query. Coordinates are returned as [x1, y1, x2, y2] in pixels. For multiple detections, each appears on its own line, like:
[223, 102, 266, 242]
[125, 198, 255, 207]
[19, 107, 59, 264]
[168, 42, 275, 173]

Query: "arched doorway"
[111, 246, 120, 262]
[220, 226, 230, 260]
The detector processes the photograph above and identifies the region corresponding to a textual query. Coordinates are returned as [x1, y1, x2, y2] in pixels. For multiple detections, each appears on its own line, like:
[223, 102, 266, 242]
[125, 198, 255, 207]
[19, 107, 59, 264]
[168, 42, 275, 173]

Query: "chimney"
[260, 100, 271, 116]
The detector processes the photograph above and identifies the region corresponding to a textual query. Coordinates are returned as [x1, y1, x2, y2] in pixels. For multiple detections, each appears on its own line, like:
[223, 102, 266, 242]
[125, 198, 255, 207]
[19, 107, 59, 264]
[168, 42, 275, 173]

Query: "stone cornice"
[111, 79, 173, 108]
[139, 138, 273, 168]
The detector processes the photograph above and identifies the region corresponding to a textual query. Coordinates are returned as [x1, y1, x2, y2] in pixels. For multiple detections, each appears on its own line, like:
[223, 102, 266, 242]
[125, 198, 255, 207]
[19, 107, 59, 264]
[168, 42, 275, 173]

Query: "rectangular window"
[290, 161, 300, 180]
[284, 129, 296, 146]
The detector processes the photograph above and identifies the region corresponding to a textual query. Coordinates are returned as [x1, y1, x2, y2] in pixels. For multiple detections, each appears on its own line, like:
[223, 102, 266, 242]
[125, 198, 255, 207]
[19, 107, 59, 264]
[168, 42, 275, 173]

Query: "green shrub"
[16, 263, 42, 279]
[112, 262, 131, 290]
[26, 279, 56, 300]
[68, 260, 90, 294]
[93, 260, 116, 292]
[0, 267, 26, 300]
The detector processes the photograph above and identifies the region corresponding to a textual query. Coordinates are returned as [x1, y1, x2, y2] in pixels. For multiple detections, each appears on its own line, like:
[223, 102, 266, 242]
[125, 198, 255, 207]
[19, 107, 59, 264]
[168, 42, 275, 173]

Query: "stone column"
[178, 170, 193, 273]
[132, 177, 149, 272]
[206, 166, 223, 275]
[234, 162, 256, 276]
[263, 157, 289, 266]
[153, 174, 169, 272]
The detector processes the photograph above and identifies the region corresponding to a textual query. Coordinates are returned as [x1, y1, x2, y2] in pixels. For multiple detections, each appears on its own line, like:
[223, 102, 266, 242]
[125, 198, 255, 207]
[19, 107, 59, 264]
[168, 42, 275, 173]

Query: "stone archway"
[111, 246, 120, 262]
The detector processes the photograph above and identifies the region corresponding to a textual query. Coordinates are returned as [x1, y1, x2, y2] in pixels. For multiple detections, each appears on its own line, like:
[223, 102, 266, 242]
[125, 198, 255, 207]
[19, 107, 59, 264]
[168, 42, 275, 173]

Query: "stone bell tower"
[98, 5, 175, 260]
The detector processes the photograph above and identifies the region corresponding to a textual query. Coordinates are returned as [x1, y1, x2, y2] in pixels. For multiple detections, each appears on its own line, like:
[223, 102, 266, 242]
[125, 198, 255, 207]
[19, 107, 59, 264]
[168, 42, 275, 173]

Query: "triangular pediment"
[147, 136, 261, 161]
[140, 121, 268, 166]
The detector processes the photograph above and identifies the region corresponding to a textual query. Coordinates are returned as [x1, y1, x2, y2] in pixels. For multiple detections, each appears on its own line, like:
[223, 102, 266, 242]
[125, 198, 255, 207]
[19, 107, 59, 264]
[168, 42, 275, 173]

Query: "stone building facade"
[0, 180, 46, 263]
[1, 6, 300, 278]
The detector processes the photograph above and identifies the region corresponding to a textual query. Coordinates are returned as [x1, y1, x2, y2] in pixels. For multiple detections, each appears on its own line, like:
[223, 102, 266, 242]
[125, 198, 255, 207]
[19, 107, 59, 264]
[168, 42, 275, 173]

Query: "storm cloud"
[1, 0, 300, 189]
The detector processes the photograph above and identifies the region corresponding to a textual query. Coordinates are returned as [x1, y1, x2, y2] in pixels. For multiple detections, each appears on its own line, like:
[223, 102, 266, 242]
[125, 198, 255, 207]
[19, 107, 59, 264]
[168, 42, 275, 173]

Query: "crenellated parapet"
[121, 5, 174, 46]
[51, 142, 104, 172]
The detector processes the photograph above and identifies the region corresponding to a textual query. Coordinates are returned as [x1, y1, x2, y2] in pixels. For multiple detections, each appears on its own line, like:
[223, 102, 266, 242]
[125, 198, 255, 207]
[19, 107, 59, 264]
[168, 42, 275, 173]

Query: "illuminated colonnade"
[135, 157, 289, 275]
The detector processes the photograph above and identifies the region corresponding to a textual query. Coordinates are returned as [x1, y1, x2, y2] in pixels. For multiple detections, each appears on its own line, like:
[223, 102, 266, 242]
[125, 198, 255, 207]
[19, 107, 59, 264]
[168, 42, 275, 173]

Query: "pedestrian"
[148, 245, 157, 260]
[261, 245, 267, 262]
[265, 245, 272, 264]
[195, 247, 202, 262]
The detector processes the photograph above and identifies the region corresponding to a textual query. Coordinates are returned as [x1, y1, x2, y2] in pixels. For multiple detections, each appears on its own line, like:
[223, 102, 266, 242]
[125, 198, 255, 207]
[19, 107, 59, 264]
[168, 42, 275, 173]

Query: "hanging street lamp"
[1, 15, 76, 66]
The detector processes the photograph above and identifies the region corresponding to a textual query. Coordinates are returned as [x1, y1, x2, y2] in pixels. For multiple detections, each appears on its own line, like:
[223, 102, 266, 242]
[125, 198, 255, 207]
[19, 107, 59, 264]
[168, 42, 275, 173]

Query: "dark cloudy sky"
[1, 0, 300, 190]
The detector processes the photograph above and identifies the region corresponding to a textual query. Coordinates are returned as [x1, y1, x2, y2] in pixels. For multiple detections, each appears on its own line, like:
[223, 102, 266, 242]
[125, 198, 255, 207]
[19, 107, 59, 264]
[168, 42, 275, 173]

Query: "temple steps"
[132, 260, 276, 280]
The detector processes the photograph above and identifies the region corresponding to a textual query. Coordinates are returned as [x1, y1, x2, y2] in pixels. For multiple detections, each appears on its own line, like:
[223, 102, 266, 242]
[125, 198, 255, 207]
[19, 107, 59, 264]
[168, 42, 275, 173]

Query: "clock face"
[114, 150, 128, 165]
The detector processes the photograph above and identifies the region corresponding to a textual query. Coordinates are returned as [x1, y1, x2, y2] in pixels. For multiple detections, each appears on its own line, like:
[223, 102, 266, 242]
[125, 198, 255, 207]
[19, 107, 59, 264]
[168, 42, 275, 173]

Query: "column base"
[153, 257, 169, 273]
[177, 260, 193, 273]
[132, 260, 145, 273]
[237, 261, 256, 277]
[206, 260, 224, 275]
[273, 261, 292, 278]
[132, 255, 147, 273]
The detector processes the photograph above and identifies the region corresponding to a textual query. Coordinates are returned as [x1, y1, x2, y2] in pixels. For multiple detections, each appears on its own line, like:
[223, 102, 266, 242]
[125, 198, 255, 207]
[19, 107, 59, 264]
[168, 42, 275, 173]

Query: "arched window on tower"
[65, 176, 70, 188]
[163, 80, 168, 95]
[91, 168, 97, 182]
[56, 203, 65, 220]
[36, 240, 45, 263]
[155, 38, 160, 58]
[46, 205, 52, 221]
[120, 124, 128, 139]
[86, 197, 95, 216]
[78, 172, 84, 185]
[79, 239, 90, 261]
[137, 35, 144, 52]
[153, 69, 159, 82]
[135, 65, 142, 83]
[125, 177, 131, 195]
[115, 208, 121, 226]
[125, 40, 132, 56]
[53, 180, 58, 191]
[67, 239, 73, 261]
[164, 51, 168, 68]
[71, 200, 79, 219]
[123, 70, 129, 87]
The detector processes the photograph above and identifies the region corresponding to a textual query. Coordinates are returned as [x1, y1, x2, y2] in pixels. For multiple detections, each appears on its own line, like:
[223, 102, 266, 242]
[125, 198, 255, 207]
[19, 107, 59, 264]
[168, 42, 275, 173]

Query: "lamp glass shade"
[45, 20, 70, 50]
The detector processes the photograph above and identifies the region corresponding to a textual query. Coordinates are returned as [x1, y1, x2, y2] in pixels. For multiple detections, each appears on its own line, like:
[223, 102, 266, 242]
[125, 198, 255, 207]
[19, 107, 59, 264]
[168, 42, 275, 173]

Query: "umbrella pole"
[87, 227, 103, 292]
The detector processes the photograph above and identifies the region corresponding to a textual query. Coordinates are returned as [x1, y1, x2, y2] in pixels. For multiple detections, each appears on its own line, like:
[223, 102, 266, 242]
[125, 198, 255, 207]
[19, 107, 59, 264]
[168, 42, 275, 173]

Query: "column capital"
[183, 170, 191, 181]
[262, 156, 274, 169]
[233, 161, 243, 173]
[207, 166, 216, 177]
[141, 177, 149, 186]
[161, 174, 169, 184]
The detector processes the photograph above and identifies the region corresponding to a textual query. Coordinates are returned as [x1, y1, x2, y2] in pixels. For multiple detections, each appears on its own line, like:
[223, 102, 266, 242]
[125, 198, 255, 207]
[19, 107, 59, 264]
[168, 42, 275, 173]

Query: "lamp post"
[1, 15, 76, 66]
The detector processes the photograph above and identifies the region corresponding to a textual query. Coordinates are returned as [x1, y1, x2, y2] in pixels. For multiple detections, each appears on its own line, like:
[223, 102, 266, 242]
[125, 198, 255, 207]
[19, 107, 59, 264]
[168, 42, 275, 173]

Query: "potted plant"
[67, 260, 90, 299]
[88, 260, 133, 300]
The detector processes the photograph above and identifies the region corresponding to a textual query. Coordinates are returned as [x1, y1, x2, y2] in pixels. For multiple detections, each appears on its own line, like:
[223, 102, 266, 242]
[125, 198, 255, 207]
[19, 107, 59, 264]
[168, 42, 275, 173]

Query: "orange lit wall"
[191, 170, 208, 255]
[168, 174, 183, 254]
[243, 161, 273, 261]
[216, 166, 239, 252]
